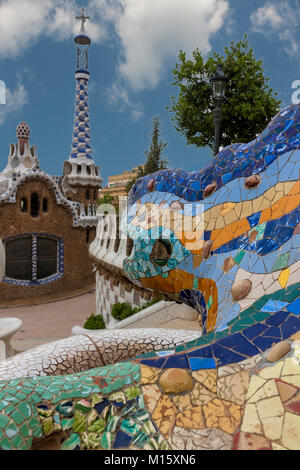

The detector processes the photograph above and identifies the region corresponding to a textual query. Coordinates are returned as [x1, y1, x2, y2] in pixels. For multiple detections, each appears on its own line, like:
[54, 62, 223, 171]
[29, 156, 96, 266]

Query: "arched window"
[4, 234, 63, 284]
[77, 165, 81, 174]
[86, 166, 91, 175]
[5, 236, 32, 280]
[31, 193, 39, 217]
[86, 189, 90, 200]
[43, 198, 48, 212]
[20, 197, 27, 212]
[86, 228, 89, 244]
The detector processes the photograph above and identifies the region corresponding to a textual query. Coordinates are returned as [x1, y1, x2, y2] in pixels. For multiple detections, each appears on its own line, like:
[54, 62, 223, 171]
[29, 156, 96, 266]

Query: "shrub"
[111, 297, 162, 321]
[84, 313, 106, 330]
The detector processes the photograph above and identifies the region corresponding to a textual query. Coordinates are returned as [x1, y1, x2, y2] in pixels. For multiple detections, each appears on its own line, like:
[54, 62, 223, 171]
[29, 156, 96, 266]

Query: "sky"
[0, 0, 299, 186]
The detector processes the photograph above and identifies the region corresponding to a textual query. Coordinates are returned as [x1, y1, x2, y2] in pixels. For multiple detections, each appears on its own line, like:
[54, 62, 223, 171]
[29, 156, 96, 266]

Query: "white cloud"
[91, 0, 229, 118]
[94, 0, 229, 91]
[0, 79, 28, 126]
[250, 1, 300, 57]
[0, 0, 105, 59]
[107, 82, 144, 121]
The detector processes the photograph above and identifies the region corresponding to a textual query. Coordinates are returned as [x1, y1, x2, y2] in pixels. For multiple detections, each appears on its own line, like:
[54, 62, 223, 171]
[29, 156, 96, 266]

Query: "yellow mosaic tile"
[248, 379, 279, 403]
[171, 393, 193, 413]
[192, 369, 218, 393]
[190, 382, 216, 406]
[262, 416, 284, 441]
[281, 412, 300, 450]
[175, 406, 205, 430]
[258, 361, 284, 380]
[152, 395, 177, 437]
[217, 370, 250, 405]
[202, 398, 243, 435]
[245, 375, 266, 401]
[240, 403, 263, 434]
[142, 384, 161, 413]
[256, 396, 284, 420]
[278, 268, 290, 289]
[140, 365, 161, 384]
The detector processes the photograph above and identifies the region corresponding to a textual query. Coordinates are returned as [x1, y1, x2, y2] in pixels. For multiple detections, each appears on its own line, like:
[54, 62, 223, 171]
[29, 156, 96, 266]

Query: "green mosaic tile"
[0, 437, 12, 450]
[32, 426, 43, 439]
[106, 415, 120, 432]
[0, 414, 10, 429]
[251, 311, 271, 322]
[11, 410, 25, 426]
[29, 417, 40, 429]
[101, 431, 113, 450]
[80, 432, 101, 450]
[73, 410, 87, 433]
[120, 418, 141, 436]
[18, 402, 32, 419]
[132, 431, 150, 448]
[234, 250, 246, 264]
[42, 417, 54, 436]
[4, 405, 16, 415]
[11, 434, 23, 449]
[62, 418, 74, 431]
[61, 433, 80, 450]
[124, 386, 141, 400]
[230, 317, 256, 333]
[20, 423, 30, 438]
[88, 418, 106, 433]
[271, 253, 290, 272]
[5, 422, 18, 438]
[0, 400, 8, 412]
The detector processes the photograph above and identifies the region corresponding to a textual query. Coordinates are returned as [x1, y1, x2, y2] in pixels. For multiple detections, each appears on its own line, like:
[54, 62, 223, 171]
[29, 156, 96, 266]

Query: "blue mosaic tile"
[211, 344, 247, 366]
[114, 431, 133, 448]
[265, 310, 290, 326]
[260, 300, 289, 312]
[188, 357, 216, 370]
[281, 315, 300, 339]
[286, 298, 300, 315]
[163, 354, 189, 369]
[252, 335, 281, 350]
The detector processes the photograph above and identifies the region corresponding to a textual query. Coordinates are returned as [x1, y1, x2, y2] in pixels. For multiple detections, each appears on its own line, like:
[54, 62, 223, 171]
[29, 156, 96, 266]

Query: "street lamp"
[210, 63, 228, 156]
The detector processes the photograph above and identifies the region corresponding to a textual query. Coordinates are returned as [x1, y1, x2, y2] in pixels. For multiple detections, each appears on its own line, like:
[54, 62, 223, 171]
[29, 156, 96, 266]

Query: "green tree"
[167, 35, 281, 150]
[126, 116, 168, 193]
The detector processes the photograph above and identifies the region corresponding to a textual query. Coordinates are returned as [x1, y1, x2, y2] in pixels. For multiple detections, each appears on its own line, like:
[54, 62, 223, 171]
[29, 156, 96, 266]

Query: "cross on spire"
[76, 7, 90, 32]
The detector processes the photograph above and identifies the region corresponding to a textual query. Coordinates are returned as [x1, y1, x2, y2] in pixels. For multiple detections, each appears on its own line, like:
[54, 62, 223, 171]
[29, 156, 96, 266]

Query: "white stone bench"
[0, 317, 23, 360]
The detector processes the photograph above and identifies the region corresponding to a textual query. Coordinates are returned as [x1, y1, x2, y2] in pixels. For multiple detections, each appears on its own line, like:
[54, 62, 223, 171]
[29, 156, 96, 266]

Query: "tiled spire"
[63, 8, 102, 188]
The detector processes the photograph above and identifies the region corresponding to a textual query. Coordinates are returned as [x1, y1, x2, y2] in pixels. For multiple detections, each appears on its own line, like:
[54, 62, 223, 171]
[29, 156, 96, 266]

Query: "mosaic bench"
[0, 104, 299, 451]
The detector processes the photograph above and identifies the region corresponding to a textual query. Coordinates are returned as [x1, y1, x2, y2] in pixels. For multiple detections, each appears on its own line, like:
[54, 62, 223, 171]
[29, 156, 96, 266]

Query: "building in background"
[0, 10, 102, 306]
[100, 166, 143, 202]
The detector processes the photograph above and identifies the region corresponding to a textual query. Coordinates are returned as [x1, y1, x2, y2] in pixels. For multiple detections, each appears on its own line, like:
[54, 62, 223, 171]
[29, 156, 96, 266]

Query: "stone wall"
[0, 178, 96, 305]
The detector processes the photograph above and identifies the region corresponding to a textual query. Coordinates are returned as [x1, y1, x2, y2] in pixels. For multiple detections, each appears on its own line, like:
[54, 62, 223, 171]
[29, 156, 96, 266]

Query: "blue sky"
[0, 0, 299, 185]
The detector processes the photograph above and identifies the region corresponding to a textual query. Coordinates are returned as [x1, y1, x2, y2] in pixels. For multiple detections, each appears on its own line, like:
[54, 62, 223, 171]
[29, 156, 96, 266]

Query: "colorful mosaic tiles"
[123, 103, 300, 336]
[0, 105, 300, 450]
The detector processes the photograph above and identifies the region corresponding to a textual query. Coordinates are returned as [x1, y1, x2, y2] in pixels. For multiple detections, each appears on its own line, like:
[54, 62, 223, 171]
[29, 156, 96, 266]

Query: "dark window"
[86, 166, 91, 175]
[94, 189, 98, 200]
[5, 236, 32, 280]
[43, 198, 48, 212]
[86, 189, 90, 200]
[77, 165, 81, 174]
[5, 235, 59, 282]
[20, 197, 27, 212]
[86, 229, 89, 244]
[36, 237, 57, 279]
[31, 193, 39, 217]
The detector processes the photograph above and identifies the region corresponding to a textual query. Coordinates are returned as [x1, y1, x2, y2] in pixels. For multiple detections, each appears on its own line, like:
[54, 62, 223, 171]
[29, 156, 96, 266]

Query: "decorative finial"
[76, 7, 90, 34]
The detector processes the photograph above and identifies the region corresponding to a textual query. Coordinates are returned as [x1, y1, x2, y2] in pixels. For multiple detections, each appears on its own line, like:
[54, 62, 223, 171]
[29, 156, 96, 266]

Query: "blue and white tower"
[63, 8, 102, 190]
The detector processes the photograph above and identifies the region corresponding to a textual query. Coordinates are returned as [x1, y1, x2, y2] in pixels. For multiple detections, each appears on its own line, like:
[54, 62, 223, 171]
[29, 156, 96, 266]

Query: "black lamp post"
[210, 63, 228, 156]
